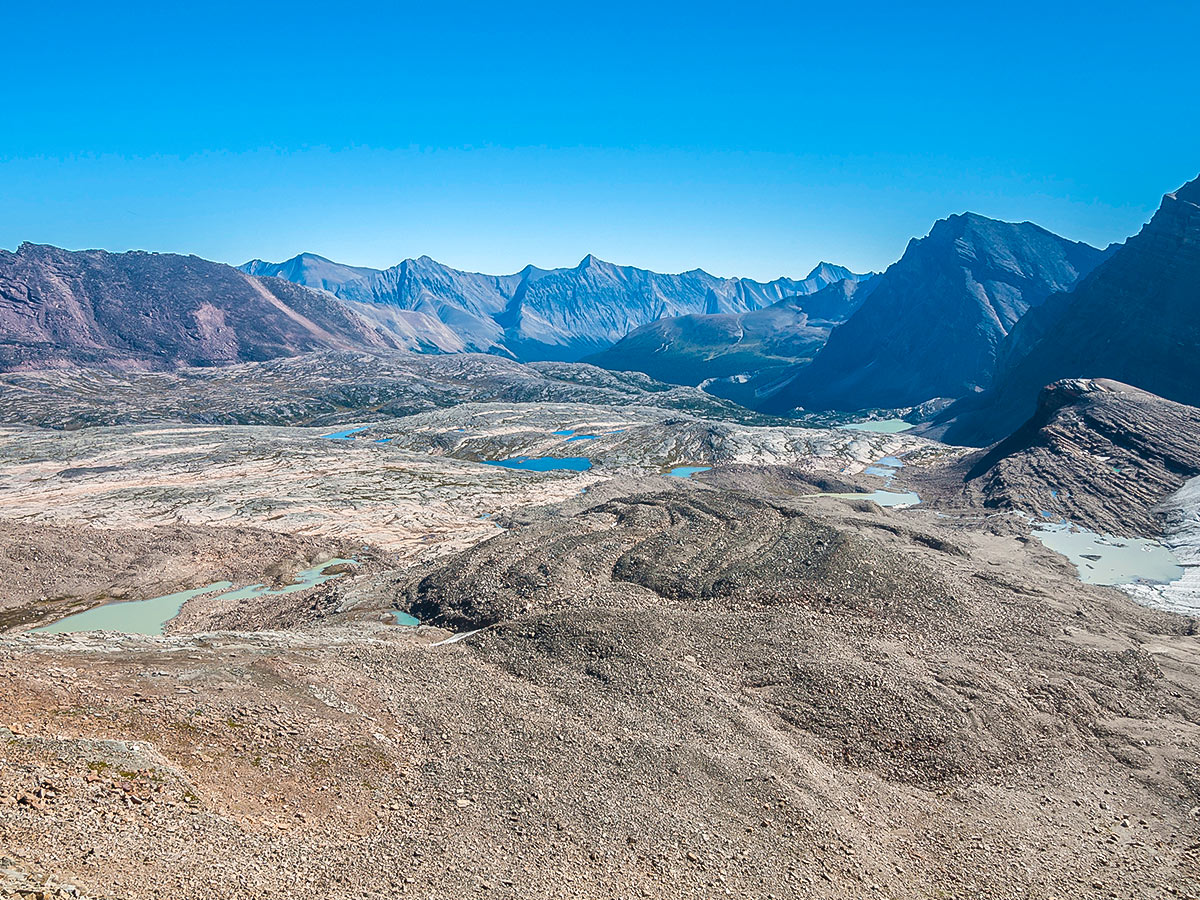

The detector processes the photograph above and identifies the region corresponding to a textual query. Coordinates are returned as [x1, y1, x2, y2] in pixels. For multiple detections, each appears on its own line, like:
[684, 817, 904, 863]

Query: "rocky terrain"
[0, 351, 770, 430]
[0, 389, 923, 631]
[0, 359, 1199, 898]
[3, 472, 1199, 898]
[947, 379, 1200, 535]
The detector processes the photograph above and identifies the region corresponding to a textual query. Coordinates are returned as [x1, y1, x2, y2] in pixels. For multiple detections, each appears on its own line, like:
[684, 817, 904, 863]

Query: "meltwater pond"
[34, 582, 233, 636]
[825, 489, 921, 508]
[195, 558, 357, 604]
[483, 456, 592, 472]
[838, 419, 914, 434]
[34, 559, 360, 636]
[667, 466, 711, 478]
[1035, 524, 1184, 587]
[322, 426, 371, 440]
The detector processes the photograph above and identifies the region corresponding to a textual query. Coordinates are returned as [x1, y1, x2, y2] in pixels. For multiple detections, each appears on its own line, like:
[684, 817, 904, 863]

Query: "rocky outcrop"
[960, 379, 1200, 534]
[403, 489, 959, 632]
[940, 175, 1200, 446]
[765, 214, 1107, 413]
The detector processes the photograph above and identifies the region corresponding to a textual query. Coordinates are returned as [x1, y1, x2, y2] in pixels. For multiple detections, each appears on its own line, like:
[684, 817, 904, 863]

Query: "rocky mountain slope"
[0, 244, 439, 370]
[951, 379, 1200, 535]
[940, 175, 1200, 446]
[764, 214, 1108, 413]
[243, 253, 868, 361]
[584, 275, 875, 386]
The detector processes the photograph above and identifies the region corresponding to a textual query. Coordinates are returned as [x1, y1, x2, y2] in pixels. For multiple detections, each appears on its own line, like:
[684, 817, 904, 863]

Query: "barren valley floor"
[1, 359, 1198, 899]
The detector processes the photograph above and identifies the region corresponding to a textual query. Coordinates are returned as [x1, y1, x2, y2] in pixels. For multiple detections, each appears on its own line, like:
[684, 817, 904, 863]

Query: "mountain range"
[241, 253, 866, 361]
[3, 173, 1198, 450]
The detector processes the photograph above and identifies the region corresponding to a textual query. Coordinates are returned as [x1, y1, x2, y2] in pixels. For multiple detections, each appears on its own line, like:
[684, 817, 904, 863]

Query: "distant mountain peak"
[941, 172, 1200, 445]
[0, 245, 414, 370]
[247, 251, 340, 268]
[930, 210, 1000, 234]
[803, 261, 861, 284]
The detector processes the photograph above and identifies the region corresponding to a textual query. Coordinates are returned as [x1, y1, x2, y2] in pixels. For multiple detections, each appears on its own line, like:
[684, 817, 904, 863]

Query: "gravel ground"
[2, 479, 1199, 899]
[2, 378, 1199, 898]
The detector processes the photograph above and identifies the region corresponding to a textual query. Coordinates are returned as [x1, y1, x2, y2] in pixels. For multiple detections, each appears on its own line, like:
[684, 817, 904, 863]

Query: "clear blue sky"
[3, 0, 1198, 280]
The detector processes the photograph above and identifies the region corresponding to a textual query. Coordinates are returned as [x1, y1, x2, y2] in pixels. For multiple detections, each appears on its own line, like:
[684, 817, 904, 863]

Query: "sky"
[2, 0, 1199, 281]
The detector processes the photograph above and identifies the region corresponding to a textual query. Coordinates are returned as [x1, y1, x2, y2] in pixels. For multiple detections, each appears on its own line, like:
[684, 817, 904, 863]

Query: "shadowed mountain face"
[0, 243, 428, 370]
[940, 176, 1200, 446]
[583, 276, 876, 386]
[242, 253, 868, 362]
[762, 214, 1108, 414]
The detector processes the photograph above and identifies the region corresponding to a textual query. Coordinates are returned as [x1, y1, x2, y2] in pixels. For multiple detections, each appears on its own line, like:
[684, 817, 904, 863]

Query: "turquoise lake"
[34, 582, 234, 636]
[822, 489, 921, 508]
[483, 456, 592, 472]
[322, 426, 371, 440]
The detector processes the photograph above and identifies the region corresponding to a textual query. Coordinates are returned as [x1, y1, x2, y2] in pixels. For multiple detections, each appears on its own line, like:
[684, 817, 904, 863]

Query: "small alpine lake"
[838, 419, 914, 434]
[823, 489, 921, 508]
[482, 456, 593, 472]
[1034, 523, 1184, 587]
[34, 582, 234, 636]
[321, 426, 371, 441]
[33, 558, 372, 636]
[667, 466, 711, 478]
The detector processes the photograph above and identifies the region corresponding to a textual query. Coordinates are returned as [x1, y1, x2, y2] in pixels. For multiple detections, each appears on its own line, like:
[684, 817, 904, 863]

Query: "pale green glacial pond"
[838, 418, 914, 434]
[34, 558, 374, 635]
[823, 489, 921, 508]
[1034, 524, 1184, 587]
